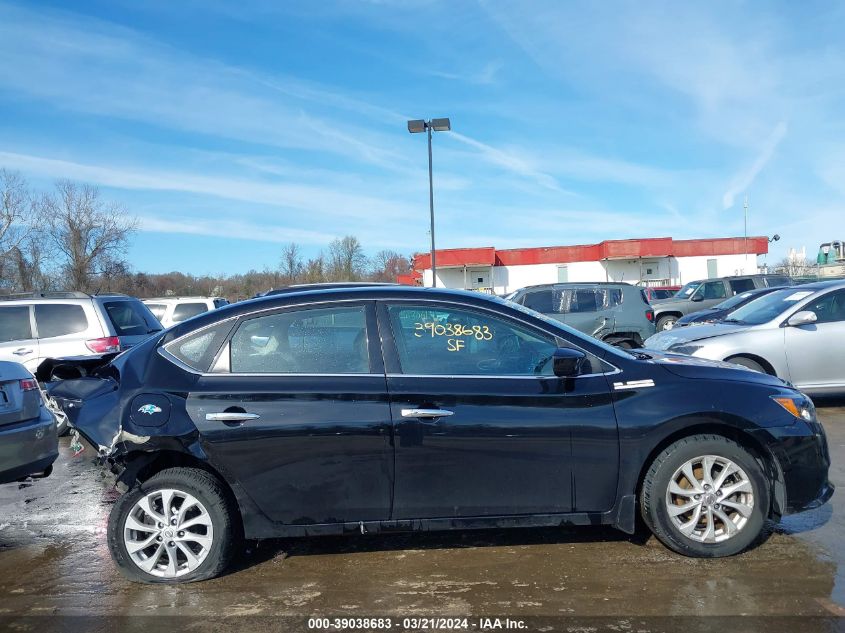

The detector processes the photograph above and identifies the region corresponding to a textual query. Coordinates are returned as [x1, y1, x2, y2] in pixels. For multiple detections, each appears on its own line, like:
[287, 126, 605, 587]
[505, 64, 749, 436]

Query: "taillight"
[646, 309, 655, 322]
[19, 378, 38, 391]
[86, 336, 121, 354]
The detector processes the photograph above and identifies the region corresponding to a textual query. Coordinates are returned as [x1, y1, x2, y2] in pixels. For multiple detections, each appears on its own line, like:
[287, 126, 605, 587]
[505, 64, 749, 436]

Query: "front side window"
[522, 290, 555, 313]
[700, 281, 727, 300]
[805, 290, 845, 324]
[559, 288, 623, 313]
[387, 304, 559, 376]
[172, 302, 209, 322]
[229, 305, 368, 374]
[35, 304, 88, 338]
[0, 306, 33, 343]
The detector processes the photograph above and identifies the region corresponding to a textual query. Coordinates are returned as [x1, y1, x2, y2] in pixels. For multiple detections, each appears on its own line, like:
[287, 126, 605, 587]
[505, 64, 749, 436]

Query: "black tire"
[726, 356, 767, 374]
[107, 467, 240, 583]
[56, 416, 69, 436]
[640, 434, 769, 558]
[656, 315, 678, 332]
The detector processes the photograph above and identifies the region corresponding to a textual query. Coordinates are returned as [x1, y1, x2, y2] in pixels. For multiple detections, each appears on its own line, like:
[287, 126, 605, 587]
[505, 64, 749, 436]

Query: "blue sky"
[0, 0, 843, 274]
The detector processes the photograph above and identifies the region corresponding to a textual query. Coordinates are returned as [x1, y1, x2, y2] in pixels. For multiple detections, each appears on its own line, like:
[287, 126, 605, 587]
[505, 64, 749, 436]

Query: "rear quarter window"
[0, 306, 33, 342]
[163, 321, 234, 372]
[35, 304, 89, 338]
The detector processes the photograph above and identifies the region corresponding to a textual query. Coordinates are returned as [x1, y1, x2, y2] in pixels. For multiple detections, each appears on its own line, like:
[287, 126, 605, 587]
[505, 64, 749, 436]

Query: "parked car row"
[645, 280, 845, 395]
[650, 274, 792, 332]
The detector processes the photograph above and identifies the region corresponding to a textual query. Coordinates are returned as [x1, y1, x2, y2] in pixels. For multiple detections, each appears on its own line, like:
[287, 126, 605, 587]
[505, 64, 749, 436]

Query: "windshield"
[723, 288, 815, 325]
[714, 290, 759, 310]
[676, 281, 702, 298]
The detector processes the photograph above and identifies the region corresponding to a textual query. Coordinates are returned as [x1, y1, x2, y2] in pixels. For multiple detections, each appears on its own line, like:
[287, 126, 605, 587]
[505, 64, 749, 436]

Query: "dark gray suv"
[505, 282, 655, 348]
[651, 274, 792, 331]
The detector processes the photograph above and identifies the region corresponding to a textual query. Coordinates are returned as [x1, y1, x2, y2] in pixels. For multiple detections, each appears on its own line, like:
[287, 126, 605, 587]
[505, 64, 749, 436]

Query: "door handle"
[205, 412, 261, 422]
[13, 348, 32, 356]
[401, 408, 454, 419]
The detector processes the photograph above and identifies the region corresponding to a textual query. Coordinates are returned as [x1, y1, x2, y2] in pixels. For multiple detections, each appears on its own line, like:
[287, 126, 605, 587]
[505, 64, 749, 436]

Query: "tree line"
[0, 169, 412, 300]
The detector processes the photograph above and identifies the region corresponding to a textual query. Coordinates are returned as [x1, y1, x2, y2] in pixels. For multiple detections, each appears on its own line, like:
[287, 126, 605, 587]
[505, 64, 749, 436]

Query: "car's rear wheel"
[107, 467, 239, 583]
[640, 434, 769, 557]
[656, 315, 678, 331]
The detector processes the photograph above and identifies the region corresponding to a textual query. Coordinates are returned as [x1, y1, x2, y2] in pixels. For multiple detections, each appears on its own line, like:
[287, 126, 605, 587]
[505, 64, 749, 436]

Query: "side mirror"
[553, 347, 587, 377]
[690, 294, 704, 302]
[787, 310, 817, 327]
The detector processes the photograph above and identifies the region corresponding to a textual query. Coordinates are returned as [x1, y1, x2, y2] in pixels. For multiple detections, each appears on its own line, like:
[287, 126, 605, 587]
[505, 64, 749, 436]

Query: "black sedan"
[50, 286, 833, 583]
[673, 286, 783, 327]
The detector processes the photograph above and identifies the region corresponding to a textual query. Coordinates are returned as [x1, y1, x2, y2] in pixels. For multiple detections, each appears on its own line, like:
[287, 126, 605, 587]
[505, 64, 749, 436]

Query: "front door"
[784, 289, 845, 391]
[379, 301, 618, 519]
[186, 302, 393, 525]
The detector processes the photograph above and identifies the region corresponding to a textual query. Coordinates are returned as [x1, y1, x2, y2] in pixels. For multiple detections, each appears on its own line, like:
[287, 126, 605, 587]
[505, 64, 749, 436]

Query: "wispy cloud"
[427, 61, 503, 85]
[722, 121, 788, 209]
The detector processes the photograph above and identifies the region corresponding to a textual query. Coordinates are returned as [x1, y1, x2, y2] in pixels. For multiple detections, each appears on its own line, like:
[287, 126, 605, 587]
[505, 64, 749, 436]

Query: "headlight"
[668, 344, 703, 355]
[771, 395, 815, 422]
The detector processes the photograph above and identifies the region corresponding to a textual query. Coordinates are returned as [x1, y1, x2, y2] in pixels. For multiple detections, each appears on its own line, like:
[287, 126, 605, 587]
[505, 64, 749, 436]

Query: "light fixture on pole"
[408, 117, 451, 287]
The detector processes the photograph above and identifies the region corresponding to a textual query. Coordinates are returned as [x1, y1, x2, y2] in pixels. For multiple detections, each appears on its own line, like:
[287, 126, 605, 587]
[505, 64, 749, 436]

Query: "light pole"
[408, 117, 451, 287]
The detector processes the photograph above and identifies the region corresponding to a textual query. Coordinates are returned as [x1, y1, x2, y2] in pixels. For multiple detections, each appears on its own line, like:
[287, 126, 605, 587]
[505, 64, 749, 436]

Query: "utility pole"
[744, 196, 749, 272]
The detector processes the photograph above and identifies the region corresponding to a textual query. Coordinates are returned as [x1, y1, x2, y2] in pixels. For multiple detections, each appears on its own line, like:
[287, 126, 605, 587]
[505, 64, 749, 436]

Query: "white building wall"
[422, 254, 760, 292]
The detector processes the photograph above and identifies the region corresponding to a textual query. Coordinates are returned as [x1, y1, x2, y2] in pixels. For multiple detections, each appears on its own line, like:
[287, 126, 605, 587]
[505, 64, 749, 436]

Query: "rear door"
[784, 289, 845, 390]
[0, 305, 39, 372]
[182, 301, 394, 525]
[561, 288, 609, 336]
[380, 300, 619, 519]
[34, 303, 94, 362]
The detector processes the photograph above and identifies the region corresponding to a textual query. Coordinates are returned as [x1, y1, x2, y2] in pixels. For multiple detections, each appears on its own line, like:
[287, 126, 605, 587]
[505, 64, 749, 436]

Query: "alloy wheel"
[665, 454, 754, 543]
[123, 488, 214, 578]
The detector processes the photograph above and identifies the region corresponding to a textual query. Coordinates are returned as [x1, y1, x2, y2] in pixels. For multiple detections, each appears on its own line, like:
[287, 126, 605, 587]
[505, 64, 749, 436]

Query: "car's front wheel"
[107, 467, 239, 583]
[641, 434, 769, 557]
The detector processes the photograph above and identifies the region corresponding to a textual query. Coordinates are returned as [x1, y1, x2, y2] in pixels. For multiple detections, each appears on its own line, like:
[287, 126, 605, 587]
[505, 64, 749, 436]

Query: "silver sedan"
[644, 280, 845, 395]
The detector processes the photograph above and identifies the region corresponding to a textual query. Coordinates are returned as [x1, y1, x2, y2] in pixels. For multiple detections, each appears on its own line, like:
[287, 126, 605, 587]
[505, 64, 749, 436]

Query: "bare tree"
[302, 252, 327, 283]
[42, 181, 138, 292]
[327, 235, 367, 281]
[0, 169, 37, 291]
[279, 242, 303, 284]
[369, 249, 410, 282]
[773, 256, 816, 278]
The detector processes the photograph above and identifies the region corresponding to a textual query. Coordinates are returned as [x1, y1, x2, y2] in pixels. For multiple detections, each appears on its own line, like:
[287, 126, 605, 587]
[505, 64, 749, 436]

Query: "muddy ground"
[1, 403, 844, 632]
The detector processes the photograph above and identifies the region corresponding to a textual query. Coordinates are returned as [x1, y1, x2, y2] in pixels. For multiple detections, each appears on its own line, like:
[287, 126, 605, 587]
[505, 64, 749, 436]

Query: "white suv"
[142, 297, 228, 328]
[0, 293, 163, 374]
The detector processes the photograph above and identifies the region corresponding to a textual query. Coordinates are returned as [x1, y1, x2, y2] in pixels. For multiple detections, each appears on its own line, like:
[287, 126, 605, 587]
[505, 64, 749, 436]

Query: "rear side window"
[35, 304, 88, 338]
[172, 302, 209, 322]
[560, 288, 623, 313]
[0, 306, 33, 342]
[229, 305, 369, 374]
[145, 303, 167, 320]
[103, 300, 160, 336]
[729, 278, 755, 293]
[213, 298, 229, 308]
[163, 321, 234, 372]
